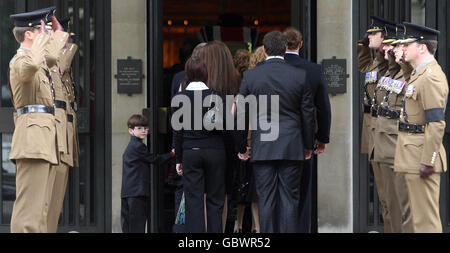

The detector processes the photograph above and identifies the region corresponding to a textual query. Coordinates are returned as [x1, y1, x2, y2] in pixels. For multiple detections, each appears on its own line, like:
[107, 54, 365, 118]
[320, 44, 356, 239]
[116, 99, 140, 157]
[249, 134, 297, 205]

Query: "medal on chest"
[405, 85, 416, 98]
[365, 71, 378, 84]
[391, 80, 406, 94]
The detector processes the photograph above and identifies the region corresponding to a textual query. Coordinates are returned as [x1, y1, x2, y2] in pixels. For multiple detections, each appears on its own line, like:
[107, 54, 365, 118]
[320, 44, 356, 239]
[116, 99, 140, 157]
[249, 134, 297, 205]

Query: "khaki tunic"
[373, 57, 414, 233]
[60, 43, 79, 167]
[357, 44, 388, 154]
[9, 31, 69, 233]
[51, 65, 69, 162]
[373, 55, 403, 163]
[394, 59, 448, 174]
[9, 31, 69, 165]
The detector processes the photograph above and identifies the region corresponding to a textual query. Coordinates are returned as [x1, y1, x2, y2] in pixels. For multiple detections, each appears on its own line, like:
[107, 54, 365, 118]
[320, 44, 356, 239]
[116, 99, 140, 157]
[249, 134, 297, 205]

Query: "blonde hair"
[249, 46, 266, 69]
[233, 49, 251, 78]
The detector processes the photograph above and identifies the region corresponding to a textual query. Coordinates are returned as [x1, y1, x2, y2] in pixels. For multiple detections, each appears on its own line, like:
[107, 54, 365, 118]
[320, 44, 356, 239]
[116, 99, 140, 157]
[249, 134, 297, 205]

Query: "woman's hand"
[176, 163, 183, 176]
[238, 146, 251, 161]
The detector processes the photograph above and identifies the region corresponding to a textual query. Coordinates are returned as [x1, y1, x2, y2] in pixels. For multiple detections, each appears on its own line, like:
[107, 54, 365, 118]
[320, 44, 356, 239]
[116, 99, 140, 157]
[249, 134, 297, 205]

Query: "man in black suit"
[283, 27, 332, 233]
[237, 31, 315, 233]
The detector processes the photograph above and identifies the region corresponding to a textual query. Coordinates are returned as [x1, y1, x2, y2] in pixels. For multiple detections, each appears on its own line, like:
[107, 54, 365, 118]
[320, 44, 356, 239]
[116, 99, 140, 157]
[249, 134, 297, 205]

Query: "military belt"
[55, 100, 67, 110]
[16, 105, 55, 117]
[378, 107, 401, 119]
[371, 107, 378, 118]
[399, 122, 425, 134]
[67, 114, 74, 123]
[364, 104, 371, 113]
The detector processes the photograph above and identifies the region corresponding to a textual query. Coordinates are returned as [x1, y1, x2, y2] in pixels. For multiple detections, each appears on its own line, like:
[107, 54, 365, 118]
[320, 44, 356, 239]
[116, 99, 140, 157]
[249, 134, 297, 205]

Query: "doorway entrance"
[146, 0, 316, 233]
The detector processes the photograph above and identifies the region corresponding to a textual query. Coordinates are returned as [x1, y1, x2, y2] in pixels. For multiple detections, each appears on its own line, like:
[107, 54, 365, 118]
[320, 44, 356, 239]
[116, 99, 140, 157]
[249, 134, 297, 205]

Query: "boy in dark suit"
[121, 114, 174, 233]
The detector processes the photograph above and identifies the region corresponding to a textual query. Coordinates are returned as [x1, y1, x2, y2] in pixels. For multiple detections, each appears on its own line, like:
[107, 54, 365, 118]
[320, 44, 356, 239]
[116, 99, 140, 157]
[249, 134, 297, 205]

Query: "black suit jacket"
[239, 58, 315, 162]
[284, 53, 332, 144]
[170, 71, 186, 100]
[121, 136, 172, 198]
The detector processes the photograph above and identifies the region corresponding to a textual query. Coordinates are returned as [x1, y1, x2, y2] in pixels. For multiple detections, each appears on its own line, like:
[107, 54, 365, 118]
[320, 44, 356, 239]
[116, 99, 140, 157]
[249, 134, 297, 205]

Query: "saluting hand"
[39, 20, 49, 34]
[360, 33, 370, 47]
[51, 16, 64, 32]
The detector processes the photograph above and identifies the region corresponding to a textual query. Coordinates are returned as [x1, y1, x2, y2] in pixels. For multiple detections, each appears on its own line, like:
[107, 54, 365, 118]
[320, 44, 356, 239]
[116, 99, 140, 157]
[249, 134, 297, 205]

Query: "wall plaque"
[115, 56, 144, 95]
[321, 56, 348, 95]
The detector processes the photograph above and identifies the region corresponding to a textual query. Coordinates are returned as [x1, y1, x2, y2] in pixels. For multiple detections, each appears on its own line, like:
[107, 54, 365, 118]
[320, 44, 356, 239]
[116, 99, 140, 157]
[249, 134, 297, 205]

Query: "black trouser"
[121, 196, 149, 233]
[183, 148, 226, 233]
[299, 156, 312, 233]
[252, 160, 303, 233]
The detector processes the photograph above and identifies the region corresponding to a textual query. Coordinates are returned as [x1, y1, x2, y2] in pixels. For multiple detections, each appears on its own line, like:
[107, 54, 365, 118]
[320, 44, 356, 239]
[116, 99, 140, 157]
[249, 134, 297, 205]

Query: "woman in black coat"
[172, 57, 227, 233]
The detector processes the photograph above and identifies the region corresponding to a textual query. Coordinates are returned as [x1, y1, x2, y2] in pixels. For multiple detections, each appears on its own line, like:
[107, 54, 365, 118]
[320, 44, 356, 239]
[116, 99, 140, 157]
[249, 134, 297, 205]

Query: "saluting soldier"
[8, 7, 69, 233]
[394, 23, 448, 233]
[372, 24, 413, 233]
[46, 16, 76, 233]
[357, 16, 391, 232]
[59, 20, 80, 170]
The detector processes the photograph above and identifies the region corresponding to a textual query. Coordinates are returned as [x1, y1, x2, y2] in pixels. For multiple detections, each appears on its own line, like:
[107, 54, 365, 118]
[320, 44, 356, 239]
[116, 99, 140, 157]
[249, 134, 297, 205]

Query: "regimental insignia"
[405, 85, 416, 98]
[391, 79, 406, 94]
[365, 71, 378, 84]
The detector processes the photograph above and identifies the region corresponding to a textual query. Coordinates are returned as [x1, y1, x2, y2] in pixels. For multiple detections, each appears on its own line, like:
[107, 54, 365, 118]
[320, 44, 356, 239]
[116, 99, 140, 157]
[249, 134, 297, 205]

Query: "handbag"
[175, 192, 185, 225]
[232, 160, 250, 204]
[204, 91, 223, 126]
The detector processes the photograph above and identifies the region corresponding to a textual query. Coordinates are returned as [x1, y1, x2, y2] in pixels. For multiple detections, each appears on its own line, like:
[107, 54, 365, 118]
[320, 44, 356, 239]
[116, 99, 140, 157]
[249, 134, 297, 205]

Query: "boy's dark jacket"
[121, 136, 172, 198]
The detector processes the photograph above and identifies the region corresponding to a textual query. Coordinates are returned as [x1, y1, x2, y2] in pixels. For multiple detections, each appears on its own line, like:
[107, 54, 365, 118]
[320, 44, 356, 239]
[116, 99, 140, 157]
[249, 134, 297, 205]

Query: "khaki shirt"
[51, 64, 70, 164]
[9, 31, 69, 164]
[373, 55, 411, 164]
[394, 59, 448, 174]
[60, 43, 79, 167]
[357, 44, 388, 154]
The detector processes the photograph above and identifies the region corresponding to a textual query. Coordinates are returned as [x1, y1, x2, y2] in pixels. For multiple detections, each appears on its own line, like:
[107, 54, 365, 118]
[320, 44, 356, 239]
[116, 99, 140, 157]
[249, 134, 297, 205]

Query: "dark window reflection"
[2, 134, 16, 224]
[0, 0, 16, 108]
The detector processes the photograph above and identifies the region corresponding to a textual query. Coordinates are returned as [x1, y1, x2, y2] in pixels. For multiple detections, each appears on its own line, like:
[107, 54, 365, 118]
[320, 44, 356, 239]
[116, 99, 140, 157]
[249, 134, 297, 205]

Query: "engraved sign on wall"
[115, 56, 144, 95]
[321, 57, 348, 95]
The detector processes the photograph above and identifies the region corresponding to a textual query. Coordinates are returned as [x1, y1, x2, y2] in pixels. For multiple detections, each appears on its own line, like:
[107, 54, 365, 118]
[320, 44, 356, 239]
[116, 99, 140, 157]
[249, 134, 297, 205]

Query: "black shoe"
[252, 230, 260, 233]
[234, 229, 243, 233]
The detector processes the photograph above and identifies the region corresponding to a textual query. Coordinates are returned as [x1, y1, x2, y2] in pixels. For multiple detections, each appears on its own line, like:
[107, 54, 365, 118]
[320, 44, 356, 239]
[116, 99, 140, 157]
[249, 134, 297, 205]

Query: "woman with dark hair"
[172, 57, 227, 233]
[195, 41, 242, 232]
[196, 41, 241, 96]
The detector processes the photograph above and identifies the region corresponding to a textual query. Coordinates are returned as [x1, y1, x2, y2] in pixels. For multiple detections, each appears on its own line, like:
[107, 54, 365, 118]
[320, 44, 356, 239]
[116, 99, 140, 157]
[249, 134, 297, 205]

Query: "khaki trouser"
[47, 162, 70, 233]
[371, 161, 391, 233]
[377, 162, 411, 233]
[404, 173, 442, 233]
[11, 159, 56, 233]
[393, 171, 414, 233]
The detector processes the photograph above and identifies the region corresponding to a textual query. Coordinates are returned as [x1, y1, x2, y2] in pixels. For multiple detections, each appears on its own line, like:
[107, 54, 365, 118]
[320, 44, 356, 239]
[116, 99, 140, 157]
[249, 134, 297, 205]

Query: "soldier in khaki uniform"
[46, 17, 78, 233]
[357, 16, 391, 232]
[47, 18, 79, 232]
[372, 24, 413, 233]
[61, 42, 80, 168]
[394, 22, 448, 233]
[8, 7, 69, 233]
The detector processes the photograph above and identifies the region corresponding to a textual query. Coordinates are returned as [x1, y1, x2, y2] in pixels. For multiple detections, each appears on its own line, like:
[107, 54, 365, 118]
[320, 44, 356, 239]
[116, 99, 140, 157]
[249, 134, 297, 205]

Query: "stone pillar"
[111, 0, 147, 233]
[316, 0, 353, 233]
